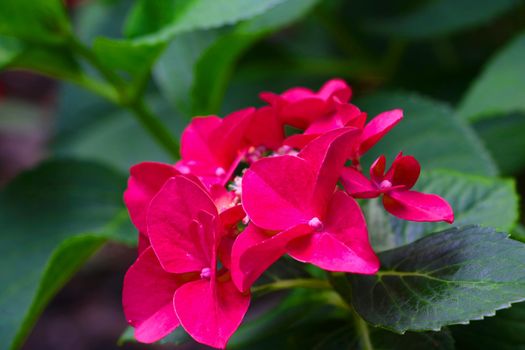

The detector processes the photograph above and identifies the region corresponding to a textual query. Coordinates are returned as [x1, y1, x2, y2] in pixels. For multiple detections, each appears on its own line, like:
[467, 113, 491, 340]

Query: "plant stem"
[68, 36, 180, 159]
[328, 272, 374, 350]
[128, 99, 180, 159]
[251, 278, 331, 296]
[68, 36, 124, 91]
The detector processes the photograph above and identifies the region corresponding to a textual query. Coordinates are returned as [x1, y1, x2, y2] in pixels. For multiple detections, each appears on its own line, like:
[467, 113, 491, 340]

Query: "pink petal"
[231, 223, 312, 292]
[287, 191, 379, 274]
[212, 107, 254, 166]
[318, 78, 352, 102]
[180, 116, 222, 163]
[148, 176, 219, 273]
[123, 162, 180, 234]
[220, 205, 245, 228]
[387, 153, 420, 189]
[242, 155, 316, 231]
[245, 106, 285, 150]
[303, 103, 362, 135]
[358, 109, 403, 156]
[370, 155, 387, 185]
[138, 233, 150, 254]
[383, 190, 454, 223]
[340, 167, 380, 198]
[174, 276, 250, 349]
[122, 247, 183, 343]
[284, 133, 319, 149]
[299, 127, 361, 213]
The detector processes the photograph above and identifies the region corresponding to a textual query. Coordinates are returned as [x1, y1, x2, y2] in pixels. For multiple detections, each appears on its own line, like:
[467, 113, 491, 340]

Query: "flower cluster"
[122, 79, 454, 348]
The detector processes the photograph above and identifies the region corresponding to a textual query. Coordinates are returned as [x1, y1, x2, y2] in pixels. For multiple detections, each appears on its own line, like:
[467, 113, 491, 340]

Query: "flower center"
[200, 267, 212, 279]
[379, 180, 392, 190]
[308, 217, 324, 231]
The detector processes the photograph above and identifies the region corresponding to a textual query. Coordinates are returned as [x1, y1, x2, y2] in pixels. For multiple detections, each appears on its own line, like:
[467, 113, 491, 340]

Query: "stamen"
[379, 180, 392, 189]
[308, 217, 324, 231]
[178, 165, 190, 174]
[200, 267, 211, 279]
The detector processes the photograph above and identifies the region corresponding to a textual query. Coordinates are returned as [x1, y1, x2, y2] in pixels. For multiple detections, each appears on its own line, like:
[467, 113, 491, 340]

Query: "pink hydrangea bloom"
[341, 153, 454, 223]
[123, 176, 250, 349]
[122, 78, 455, 346]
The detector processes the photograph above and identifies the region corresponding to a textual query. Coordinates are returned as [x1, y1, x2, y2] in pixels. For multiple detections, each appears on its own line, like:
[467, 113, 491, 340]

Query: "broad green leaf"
[191, 0, 320, 115]
[350, 226, 525, 333]
[53, 86, 183, 171]
[357, 92, 498, 176]
[10, 46, 84, 82]
[124, 0, 285, 44]
[154, 30, 221, 116]
[452, 301, 525, 350]
[364, 0, 518, 40]
[473, 113, 525, 174]
[0, 0, 71, 44]
[512, 225, 525, 243]
[458, 31, 525, 122]
[389, 170, 519, 247]
[0, 159, 133, 349]
[370, 328, 454, 350]
[0, 35, 22, 69]
[154, 0, 319, 116]
[92, 38, 165, 77]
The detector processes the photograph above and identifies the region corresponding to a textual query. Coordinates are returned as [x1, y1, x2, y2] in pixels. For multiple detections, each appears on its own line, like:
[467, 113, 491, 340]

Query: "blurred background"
[1, 0, 524, 349]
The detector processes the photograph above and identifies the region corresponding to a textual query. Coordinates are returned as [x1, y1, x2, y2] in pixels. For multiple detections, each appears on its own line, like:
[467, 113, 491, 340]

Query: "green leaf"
[154, 0, 319, 116]
[53, 86, 183, 171]
[452, 301, 525, 350]
[350, 226, 525, 333]
[364, 0, 518, 40]
[154, 30, 221, 116]
[458, 31, 525, 122]
[10, 45, 84, 82]
[0, 0, 71, 44]
[0, 159, 134, 349]
[473, 113, 525, 174]
[0, 35, 23, 69]
[357, 92, 498, 176]
[370, 328, 455, 350]
[92, 38, 165, 78]
[191, 0, 321, 115]
[388, 170, 519, 248]
[124, 0, 285, 44]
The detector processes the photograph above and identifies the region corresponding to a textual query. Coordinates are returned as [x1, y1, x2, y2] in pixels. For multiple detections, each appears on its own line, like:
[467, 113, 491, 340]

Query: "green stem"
[328, 272, 374, 350]
[68, 36, 124, 91]
[128, 99, 180, 159]
[251, 278, 331, 296]
[74, 73, 120, 104]
[68, 36, 180, 159]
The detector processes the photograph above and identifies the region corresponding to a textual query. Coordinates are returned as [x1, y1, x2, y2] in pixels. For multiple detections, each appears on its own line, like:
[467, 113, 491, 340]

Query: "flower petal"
[358, 109, 403, 157]
[340, 167, 380, 198]
[318, 78, 352, 102]
[383, 190, 454, 223]
[287, 191, 379, 274]
[122, 247, 182, 343]
[180, 116, 222, 163]
[123, 162, 180, 234]
[174, 276, 250, 349]
[148, 176, 219, 273]
[231, 223, 312, 292]
[299, 127, 361, 213]
[387, 153, 420, 189]
[245, 106, 285, 150]
[370, 155, 387, 185]
[242, 155, 316, 231]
